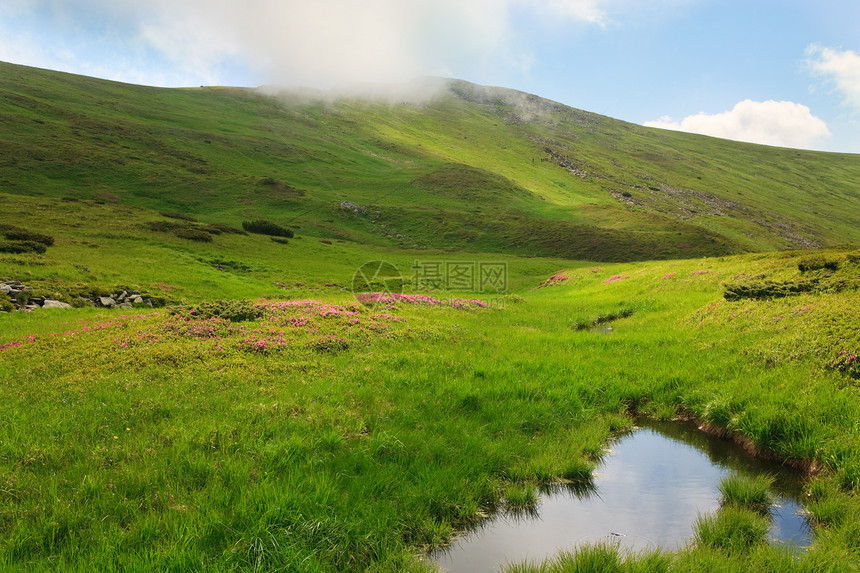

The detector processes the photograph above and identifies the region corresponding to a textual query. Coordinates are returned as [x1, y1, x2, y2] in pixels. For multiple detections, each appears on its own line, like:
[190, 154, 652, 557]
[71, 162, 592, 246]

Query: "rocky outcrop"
[0, 279, 156, 312]
[93, 289, 151, 309]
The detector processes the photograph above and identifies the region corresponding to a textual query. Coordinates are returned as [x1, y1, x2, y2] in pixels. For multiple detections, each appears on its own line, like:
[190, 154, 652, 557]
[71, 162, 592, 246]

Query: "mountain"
[1, 60, 859, 263]
[3, 62, 860, 573]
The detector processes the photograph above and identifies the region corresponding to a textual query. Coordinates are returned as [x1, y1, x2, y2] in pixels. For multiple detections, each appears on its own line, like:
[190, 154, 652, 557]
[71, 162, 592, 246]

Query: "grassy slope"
[2, 62, 860, 572]
[2, 62, 860, 263]
[1, 249, 859, 572]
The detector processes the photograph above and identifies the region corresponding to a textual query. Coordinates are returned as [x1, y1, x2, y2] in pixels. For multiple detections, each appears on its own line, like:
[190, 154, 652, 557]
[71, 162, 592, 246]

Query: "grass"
[2, 61, 860, 572]
[718, 474, 774, 514]
[2, 248, 860, 571]
[692, 506, 771, 552]
[503, 544, 671, 573]
[505, 483, 540, 512]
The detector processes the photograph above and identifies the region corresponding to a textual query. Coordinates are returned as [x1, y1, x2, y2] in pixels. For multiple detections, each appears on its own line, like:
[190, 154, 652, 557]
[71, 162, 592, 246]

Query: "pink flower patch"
[605, 274, 629, 284]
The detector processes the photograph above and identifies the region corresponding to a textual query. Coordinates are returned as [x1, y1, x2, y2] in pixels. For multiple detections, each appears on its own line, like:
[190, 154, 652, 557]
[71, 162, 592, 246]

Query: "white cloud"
[519, 0, 608, 24]
[0, 0, 693, 88]
[644, 100, 831, 150]
[806, 44, 860, 111]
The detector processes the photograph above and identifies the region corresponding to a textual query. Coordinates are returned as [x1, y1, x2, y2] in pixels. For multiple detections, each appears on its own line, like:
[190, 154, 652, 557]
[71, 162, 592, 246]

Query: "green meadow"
[1, 61, 860, 571]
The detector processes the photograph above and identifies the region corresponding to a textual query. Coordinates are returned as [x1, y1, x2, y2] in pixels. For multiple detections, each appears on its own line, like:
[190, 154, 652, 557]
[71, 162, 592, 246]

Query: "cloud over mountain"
[644, 100, 831, 150]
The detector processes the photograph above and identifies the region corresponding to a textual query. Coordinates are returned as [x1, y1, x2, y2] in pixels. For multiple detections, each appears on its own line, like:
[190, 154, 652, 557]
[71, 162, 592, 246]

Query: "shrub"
[0, 297, 14, 312]
[173, 228, 213, 242]
[169, 299, 263, 322]
[308, 335, 349, 353]
[159, 211, 198, 222]
[0, 224, 54, 246]
[798, 255, 839, 272]
[828, 351, 860, 379]
[0, 240, 47, 254]
[204, 223, 247, 235]
[145, 220, 188, 232]
[723, 279, 818, 301]
[270, 236, 289, 245]
[242, 219, 294, 238]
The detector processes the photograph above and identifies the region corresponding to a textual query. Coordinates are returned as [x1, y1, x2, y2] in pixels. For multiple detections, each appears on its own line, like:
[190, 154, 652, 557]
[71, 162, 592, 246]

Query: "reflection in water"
[589, 323, 614, 335]
[432, 419, 810, 573]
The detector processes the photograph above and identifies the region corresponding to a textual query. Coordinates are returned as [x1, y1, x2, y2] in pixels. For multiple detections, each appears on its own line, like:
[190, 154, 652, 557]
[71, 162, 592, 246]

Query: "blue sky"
[2, 0, 859, 152]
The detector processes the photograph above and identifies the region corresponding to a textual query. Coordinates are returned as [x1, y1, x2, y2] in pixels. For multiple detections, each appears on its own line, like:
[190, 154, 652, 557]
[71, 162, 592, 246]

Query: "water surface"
[433, 419, 810, 572]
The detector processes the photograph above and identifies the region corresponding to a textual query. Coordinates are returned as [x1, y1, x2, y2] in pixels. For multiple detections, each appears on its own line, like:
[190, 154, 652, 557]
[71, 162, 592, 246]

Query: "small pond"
[432, 419, 811, 572]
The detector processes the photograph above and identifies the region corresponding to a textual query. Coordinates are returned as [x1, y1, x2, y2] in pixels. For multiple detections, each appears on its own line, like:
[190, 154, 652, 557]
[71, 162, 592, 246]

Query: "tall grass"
[718, 474, 774, 514]
[692, 507, 770, 553]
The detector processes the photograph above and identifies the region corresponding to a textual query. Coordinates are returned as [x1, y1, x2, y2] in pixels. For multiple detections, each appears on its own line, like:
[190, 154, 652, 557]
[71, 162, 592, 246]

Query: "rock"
[99, 296, 117, 307]
[42, 299, 72, 309]
[0, 285, 11, 294]
[28, 297, 45, 306]
[119, 302, 133, 309]
[117, 291, 128, 302]
[132, 296, 144, 304]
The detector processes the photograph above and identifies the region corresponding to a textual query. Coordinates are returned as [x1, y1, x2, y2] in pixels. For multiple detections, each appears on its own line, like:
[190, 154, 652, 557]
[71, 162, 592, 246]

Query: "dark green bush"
[173, 228, 213, 242]
[3, 230, 55, 246]
[145, 220, 188, 232]
[0, 240, 47, 254]
[242, 219, 294, 238]
[169, 299, 263, 322]
[723, 279, 819, 301]
[798, 255, 839, 272]
[0, 224, 54, 246]
[204, 223, 247, 235]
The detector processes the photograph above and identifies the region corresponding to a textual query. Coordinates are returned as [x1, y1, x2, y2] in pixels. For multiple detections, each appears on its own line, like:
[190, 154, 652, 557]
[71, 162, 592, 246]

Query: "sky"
[1, 0, 859, 153]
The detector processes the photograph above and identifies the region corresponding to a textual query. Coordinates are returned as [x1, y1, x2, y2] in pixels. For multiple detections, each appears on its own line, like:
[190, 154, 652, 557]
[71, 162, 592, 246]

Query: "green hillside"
[2, 61, 859, 265]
